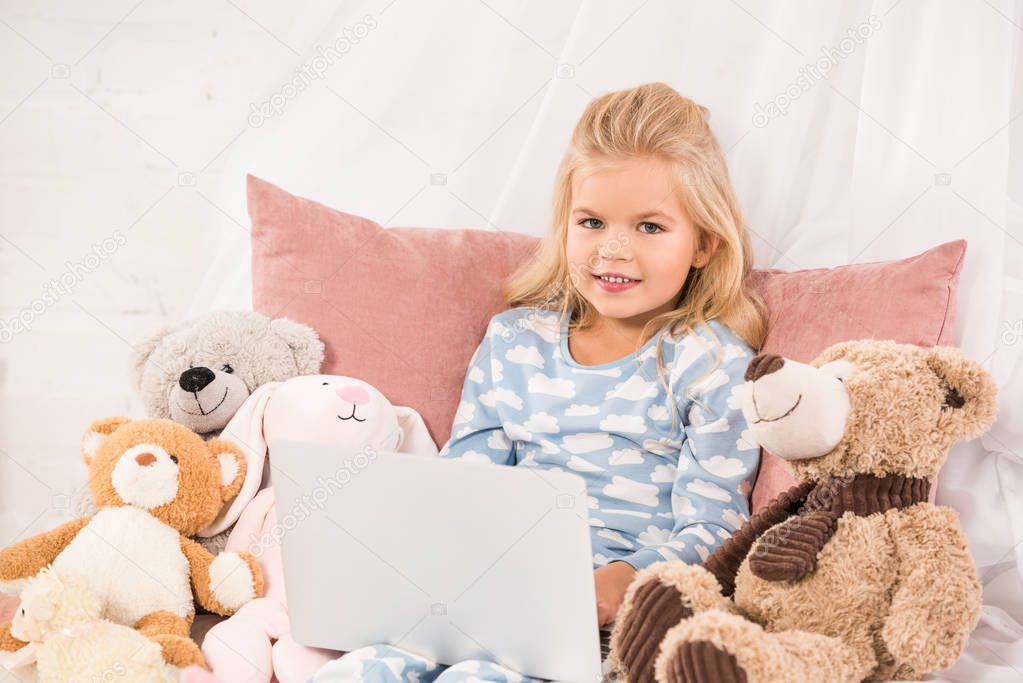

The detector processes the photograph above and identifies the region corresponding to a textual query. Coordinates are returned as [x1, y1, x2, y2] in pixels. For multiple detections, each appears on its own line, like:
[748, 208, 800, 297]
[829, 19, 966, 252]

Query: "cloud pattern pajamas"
[311, 307, 758, 683]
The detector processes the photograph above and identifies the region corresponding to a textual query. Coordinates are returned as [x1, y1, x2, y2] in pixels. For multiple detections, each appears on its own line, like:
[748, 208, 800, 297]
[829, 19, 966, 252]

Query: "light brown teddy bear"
[610, 340, 998, 683]
[0, 417, 265, 669]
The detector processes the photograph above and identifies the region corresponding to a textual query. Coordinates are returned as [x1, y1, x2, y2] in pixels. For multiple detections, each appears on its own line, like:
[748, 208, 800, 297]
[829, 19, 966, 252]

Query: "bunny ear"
[196, 382, 280, 537]
[392, 406, 439, 455]
[927, 346, 999, 440]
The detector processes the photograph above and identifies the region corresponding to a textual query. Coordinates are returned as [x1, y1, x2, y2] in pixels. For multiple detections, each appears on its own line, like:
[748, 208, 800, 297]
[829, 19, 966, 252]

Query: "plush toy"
[3, 566, 176, 682]
[199, 374, 438, 683]
[69, 310, 325, 557]
[0, 417, 266, 669]
[610, 340, 998, 683]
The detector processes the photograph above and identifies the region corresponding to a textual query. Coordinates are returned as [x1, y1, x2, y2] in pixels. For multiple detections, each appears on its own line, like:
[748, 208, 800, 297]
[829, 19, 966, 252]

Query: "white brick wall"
[0, 1, 317, 545]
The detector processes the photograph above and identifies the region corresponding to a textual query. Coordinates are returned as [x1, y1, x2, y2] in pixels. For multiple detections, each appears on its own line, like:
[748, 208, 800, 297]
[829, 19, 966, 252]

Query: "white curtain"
[191, 1, 1023, 679]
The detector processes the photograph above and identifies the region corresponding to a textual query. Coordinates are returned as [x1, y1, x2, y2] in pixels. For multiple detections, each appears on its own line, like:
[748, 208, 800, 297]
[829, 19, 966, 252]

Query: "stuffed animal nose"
[745, 354, 785, 382]
[179, 367, 215, 393]
[135, 452, 157, 466]
[336, 385, 370, 405]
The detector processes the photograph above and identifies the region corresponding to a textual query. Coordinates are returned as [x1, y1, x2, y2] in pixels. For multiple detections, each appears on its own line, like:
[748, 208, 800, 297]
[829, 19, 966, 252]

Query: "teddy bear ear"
[270, 317, 325, 375]
[926, 346, 999, 440]
[206, 438, 246, 502]
[81, 417, 130, 465]
[128, 322, 188, 392]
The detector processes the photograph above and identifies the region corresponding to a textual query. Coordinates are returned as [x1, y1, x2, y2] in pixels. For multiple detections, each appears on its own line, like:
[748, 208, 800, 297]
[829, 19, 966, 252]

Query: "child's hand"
[594, 560, 637, 626]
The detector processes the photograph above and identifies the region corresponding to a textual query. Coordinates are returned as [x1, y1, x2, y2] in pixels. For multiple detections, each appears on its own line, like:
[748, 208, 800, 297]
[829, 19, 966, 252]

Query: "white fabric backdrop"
[189, 1, 1023, 679]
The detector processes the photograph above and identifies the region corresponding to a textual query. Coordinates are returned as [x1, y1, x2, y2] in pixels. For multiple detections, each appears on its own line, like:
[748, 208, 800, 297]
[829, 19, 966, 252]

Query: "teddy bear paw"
[209, 551, 259, 612]
[151, 633, 207, 669]
[611, 572, 694, 683]
[661, 640, 747, 683]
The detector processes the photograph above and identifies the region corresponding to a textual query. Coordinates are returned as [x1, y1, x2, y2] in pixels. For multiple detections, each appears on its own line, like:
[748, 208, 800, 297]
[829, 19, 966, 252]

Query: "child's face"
[566, 156, 706, 328]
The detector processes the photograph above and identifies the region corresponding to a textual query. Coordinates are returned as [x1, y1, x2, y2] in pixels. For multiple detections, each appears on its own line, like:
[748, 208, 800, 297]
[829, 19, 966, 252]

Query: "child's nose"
[336, 385, 370, 405]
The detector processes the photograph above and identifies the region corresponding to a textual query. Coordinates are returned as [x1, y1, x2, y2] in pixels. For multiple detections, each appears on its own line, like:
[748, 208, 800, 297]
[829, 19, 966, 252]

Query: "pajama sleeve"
[437, 318, 516, 466]
[612, 336, 760, 571]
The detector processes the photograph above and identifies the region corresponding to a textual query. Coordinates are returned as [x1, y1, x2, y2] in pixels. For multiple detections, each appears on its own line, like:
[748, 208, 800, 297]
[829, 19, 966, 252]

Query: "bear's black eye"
[943, 387, 965, 409]
[169, 455, 178, 464]
[322, 382, 329, 386]
[221, 364, 234, 374]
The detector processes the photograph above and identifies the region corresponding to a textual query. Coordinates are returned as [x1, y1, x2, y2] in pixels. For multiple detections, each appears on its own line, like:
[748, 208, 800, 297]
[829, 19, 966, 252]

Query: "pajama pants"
[310, 630, 613, 683]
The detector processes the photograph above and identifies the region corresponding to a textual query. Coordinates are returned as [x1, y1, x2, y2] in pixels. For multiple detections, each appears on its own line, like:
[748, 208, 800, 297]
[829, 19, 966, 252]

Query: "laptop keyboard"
[599, 627, 612, 659]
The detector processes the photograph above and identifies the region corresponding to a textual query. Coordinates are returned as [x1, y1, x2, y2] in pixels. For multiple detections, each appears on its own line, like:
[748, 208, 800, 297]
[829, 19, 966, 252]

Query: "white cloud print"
[467, 365, 485, 384]
[647, 404, 670, 421]
[699, 455, 748, 478]
[650, 464, 676, 483]
[528, 373, 576, 398]
[722, 508, 748, 530]
[565, 403, 600, 416]
[609, 448, 644, 465]
[561, 432, 613, 453]
[519, 313, 561, 343]
[603, 475, 660, 507]
[502, 421, 531, 441]
[505, 344, 545, 369]
[606, 374, 659, 401]
[637, 525, 673, 546]
[566, 456, 604, 473]
[479, 387, 523, 411]
[487, 431, 511, 451]
[490, 358, 503, 382]
[452, 400, 476, 425]
[600, 414, 647, 434]
[523, 411, 560, 433]
[686, 478, 732, 503]
[672, 494, 697, 516]
[737, 428, 759, 450]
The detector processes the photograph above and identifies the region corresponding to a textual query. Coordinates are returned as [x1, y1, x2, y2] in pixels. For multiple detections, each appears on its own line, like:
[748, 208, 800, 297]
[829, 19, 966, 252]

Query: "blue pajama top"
[437, 306, 760, 571]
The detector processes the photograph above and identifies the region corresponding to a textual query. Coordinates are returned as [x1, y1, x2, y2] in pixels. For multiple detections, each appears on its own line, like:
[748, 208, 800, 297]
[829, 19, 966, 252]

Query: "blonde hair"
[501, 82, 767, 434]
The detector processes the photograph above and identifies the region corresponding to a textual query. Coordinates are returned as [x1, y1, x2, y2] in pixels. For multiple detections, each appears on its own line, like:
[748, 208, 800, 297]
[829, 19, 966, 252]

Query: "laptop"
[269, 440, 604, 683]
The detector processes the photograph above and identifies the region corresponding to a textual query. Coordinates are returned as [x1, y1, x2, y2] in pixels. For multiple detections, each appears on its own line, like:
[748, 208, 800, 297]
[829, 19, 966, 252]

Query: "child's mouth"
[592, 273, 641, 292]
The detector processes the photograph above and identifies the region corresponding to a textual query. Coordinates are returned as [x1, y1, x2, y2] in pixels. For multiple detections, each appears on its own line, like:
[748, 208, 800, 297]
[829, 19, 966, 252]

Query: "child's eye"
[579, 218, 603, 229]
[639, 222, 664, 234]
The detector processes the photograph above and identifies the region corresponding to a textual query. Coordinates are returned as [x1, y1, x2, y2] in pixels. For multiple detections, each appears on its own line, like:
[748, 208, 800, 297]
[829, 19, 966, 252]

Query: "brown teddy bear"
[609, 340, 998, 683]
[0, 417, 265, 669]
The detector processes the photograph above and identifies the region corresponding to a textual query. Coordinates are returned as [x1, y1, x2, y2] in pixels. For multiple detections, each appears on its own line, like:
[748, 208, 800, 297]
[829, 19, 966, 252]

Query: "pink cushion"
[248, 176, 965, 514]
[748, 239, 965, 512]
[248, 175, 538, 448]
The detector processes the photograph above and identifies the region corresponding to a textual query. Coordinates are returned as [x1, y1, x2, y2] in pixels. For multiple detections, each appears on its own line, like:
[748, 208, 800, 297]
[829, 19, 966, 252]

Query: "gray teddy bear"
[70, 310, 325, 554]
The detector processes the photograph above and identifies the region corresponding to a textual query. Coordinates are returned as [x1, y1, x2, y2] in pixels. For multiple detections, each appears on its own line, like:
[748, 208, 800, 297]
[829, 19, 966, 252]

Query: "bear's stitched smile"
[175, 387, 230, 416]
[750, 391, 802, 423]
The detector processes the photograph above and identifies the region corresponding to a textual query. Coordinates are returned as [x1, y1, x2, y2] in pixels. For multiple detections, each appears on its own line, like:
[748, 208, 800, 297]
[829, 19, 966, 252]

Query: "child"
[312, 82, 767, 683]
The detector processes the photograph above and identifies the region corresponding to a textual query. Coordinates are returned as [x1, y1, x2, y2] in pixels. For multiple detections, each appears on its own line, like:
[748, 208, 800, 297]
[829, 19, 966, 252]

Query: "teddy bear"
[3, 565, 176, 682]
[0, 417, 266, 669]
[68, 310, 325, 556]
[609, 340, 999, 683]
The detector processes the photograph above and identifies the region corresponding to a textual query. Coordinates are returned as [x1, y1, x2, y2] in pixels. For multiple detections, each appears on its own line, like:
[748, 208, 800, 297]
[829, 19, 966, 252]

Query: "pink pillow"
[248, 175, 538, 448]
[748, 239, 966, 512]
[248, 176, 965, 513]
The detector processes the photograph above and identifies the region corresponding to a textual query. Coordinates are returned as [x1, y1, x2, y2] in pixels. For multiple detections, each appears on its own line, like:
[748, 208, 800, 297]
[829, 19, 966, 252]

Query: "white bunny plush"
[194, 374, 437, 683]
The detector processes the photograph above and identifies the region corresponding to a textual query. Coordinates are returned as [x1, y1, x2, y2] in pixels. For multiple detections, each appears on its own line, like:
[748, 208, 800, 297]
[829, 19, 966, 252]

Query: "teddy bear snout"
[180, 366, 216, 393]
[745, 353, 784, 382]
[135, 452, 157, 466]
